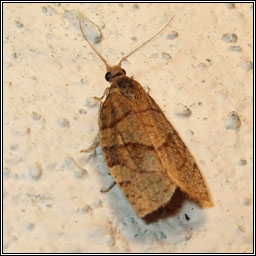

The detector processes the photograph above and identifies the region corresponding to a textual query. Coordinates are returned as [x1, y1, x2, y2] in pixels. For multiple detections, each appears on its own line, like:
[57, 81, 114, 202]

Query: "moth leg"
[144, 86, 151, 94]
[80, 133, 99, 153]
[81, 88, 109, 153]
[100, 181, 116, 193]
[93, 87, 110, 101]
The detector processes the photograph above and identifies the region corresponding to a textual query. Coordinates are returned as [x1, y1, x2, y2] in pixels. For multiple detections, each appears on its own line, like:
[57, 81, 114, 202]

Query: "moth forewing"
[145, 94, 213, 208]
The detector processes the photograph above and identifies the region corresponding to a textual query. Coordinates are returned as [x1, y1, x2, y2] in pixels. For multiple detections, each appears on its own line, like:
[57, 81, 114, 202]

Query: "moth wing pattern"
[99, 76, 212, 217]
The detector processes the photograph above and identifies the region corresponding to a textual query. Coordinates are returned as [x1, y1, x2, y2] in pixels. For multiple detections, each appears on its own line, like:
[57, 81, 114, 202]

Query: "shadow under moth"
[79, 14, 213, 218]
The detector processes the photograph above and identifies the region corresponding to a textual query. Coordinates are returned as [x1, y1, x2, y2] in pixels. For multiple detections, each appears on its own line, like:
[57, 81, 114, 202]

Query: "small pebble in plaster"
[85, 97, 98, 108]
[143, 229, 156, 240]
[79, 108, 87, 114]
[175, 230, 192, 242]
[242, 197, 251, 206]
[28, 163, 43, 180]
[97, 20, 105, 30]
[15, 20, 24, 28]
[124, 216, 135, 225]
[131, 36, 137, 42]
[45, 162, 57, 171]
[238, 159, 247, 166]
[56, 118, 70, 128]
[80, 78, 87, 85]
[3, 168, 11, 177]
[11, 52, 18, 59]
[92, 198, 103, 208]
[5, 156, 24, 165]
[150, 53, 159, 58]
[132, 4, 139, 10]
[156, 231, 167, 240]
[104, 234, 115, 247]
[73, 168, 86, 179]
[187, 130, 195, 136]
[4, 62, 13, 69]
[134, 233, 140, 239]
[31, 111, 42, 120]
[41, 6, 56, 15]
[221, 33, 237, 43]
[24, 222, 35, 231]
[80, 204, 92, 213]
[225, 3, 235, 9]
[5, 169, 22, 179]
[162, 52, 172, 60]
[185, 233, 192, 240]
[174, 104, 192, 118]
[224, 111, 241, 129]
[228, 45, 241, 52]
[41, 6, 47, 13]
[11, 126, 30, 137]
[167, 31, 179, 40]
[197, 63, 208, 69]
[238, 225, 246, 232]
[64, 10, 80, 30]
[10, 144, 18, 150]
[240, 60, 253, 71]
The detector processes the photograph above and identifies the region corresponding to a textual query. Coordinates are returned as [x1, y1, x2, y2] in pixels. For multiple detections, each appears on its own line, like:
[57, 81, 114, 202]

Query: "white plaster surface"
[3, 3, 253, 253]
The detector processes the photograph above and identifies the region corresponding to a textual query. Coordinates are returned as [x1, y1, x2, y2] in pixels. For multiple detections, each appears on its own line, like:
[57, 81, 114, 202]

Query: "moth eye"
[122, 69, 126, 75]
[105, 72, 112, 81]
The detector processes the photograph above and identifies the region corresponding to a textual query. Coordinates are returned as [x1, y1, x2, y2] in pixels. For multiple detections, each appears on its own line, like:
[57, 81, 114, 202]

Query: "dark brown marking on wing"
[157, 132, 185, 152]
[102, 142, 155, 153]
[101, 107, 163, 130]
[119, 180, 131, 186]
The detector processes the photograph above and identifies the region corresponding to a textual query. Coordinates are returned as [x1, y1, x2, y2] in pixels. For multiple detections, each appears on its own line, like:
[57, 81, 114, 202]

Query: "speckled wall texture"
[3, 3, 253, 253]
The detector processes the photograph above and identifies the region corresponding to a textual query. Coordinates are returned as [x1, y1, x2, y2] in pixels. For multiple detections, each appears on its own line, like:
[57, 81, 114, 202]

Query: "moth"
[80, 15, 213, 218]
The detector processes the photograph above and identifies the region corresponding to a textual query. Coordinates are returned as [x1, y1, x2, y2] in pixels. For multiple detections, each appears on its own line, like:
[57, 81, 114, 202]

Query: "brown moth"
[80, 15, 213, 218]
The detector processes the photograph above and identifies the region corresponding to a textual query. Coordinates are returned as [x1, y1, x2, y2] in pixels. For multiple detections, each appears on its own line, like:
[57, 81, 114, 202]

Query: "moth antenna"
[118, 15, 175, 66]
[79, 14, 110, 70]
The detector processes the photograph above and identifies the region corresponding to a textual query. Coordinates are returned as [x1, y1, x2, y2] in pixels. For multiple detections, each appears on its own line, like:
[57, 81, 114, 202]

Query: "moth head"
[105, 65, 126, 82]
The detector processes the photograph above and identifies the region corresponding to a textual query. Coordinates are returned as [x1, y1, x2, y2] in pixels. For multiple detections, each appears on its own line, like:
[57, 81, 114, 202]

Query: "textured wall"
[3, 3, 253, 253]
